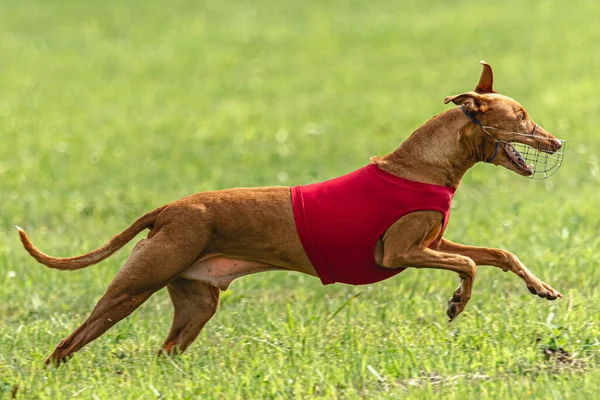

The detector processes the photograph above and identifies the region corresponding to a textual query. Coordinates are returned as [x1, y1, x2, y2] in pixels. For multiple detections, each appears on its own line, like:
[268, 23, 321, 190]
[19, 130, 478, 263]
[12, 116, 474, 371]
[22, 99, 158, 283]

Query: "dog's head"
[444, 61, 564, 179]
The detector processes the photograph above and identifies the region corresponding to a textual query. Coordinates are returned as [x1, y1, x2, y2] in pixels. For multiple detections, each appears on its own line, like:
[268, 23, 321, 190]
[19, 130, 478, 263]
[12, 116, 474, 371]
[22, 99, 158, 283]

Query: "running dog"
[18, 61, 565, 364]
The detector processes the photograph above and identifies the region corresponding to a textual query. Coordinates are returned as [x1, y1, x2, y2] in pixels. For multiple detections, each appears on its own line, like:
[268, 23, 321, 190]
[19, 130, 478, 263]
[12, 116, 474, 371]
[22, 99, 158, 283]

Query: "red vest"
[291, 164, 455, 285]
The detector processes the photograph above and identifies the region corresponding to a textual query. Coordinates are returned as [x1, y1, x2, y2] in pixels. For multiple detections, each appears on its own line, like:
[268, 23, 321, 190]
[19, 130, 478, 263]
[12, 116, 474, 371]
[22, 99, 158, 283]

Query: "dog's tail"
[16, 206, 167, 271]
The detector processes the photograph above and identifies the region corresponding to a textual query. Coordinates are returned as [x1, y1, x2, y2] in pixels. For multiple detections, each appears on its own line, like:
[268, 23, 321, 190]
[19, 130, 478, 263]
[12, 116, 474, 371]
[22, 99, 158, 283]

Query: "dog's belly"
[180, 256, 284, 290]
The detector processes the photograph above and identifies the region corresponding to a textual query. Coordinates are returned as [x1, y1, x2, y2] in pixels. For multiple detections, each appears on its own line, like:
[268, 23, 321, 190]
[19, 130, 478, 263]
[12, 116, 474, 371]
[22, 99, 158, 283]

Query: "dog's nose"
[552, 139, 563, 150]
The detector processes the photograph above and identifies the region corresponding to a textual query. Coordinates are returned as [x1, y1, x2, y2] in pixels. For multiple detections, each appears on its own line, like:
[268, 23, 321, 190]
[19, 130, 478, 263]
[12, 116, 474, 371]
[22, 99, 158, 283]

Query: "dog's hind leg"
[160, 278, 220, 355]
[45, 225, 208, 365]
[158, 257, 283, 355]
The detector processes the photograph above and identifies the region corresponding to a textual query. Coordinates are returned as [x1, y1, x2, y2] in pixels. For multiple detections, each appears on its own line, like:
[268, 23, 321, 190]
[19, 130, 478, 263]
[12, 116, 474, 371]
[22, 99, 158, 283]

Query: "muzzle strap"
[461, 106, 482, 127]
[486, 141, 499, 163]
[461, 106, 498, 163]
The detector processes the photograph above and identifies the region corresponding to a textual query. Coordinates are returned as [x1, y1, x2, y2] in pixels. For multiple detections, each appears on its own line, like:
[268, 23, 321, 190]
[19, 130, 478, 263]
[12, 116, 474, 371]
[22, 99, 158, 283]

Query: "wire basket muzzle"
[509, 140, 565, 179]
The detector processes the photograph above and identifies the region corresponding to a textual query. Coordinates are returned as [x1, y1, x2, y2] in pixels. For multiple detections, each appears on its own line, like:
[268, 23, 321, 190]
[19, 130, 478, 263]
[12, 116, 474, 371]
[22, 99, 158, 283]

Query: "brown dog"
[18, 61, 564, 365]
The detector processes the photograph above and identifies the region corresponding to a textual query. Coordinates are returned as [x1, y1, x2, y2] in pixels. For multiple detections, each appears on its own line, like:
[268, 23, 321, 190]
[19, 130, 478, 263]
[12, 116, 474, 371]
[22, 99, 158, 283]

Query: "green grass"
[1, 0, 600, 398]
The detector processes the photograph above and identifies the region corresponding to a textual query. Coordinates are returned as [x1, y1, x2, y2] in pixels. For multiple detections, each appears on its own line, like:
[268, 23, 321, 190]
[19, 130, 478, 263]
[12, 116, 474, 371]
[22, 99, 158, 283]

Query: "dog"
[18, 61, 564, 365]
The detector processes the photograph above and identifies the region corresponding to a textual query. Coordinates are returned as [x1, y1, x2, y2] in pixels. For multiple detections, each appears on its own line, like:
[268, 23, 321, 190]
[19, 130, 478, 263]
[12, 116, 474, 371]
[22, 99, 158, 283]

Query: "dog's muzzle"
[461, 107, 565, 180]
[482, 127, 565, 180]
[504, 138, 565, 179]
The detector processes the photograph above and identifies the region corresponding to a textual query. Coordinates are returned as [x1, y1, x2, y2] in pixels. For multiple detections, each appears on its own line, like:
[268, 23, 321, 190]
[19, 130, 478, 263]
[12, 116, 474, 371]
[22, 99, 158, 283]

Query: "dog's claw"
[44, 356, 68, 368]
[446, 299, 458, 322]
[527, 286, 537, 295]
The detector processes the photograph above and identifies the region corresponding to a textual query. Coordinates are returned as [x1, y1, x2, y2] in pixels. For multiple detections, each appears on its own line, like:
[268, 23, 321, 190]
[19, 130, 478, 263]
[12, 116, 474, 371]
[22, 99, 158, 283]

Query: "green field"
[2, 0, 600, 398]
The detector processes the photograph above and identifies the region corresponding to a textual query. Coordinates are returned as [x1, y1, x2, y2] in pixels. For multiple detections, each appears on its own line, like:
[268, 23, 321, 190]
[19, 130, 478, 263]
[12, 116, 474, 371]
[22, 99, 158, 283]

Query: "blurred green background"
[1, 0, 600, 398]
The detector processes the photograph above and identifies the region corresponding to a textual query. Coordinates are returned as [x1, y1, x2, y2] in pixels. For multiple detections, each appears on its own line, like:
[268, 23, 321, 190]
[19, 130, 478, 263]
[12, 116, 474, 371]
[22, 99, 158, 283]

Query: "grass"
[1, 0, 600, 398]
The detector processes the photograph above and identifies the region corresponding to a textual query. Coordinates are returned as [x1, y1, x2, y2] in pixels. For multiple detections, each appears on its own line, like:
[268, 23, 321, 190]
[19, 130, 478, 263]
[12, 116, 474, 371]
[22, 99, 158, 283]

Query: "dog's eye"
[518, 113, 526, 121]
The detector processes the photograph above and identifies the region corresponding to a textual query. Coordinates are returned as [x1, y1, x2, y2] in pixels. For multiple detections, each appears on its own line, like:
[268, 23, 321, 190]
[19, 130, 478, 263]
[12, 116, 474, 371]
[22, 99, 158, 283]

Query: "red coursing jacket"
[291, 164, 456, 285]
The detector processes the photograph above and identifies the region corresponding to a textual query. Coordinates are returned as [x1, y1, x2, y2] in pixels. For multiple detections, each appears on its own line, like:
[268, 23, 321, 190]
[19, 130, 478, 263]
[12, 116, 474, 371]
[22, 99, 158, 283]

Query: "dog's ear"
[443, 92, 490, 113]
[474, 60, 496, 94]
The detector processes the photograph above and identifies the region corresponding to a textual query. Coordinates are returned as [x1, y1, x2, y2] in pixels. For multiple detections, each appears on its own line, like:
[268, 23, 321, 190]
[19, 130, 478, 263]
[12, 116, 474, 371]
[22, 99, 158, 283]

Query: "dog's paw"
[446, 291, 467, 322]
[511, 259, 562, 301]
[526, 280, 562, 301]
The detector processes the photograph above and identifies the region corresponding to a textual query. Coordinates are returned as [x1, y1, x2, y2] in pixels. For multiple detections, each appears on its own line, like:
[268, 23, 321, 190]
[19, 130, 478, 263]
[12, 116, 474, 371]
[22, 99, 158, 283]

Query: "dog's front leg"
[434, 238, 562, 300]
[378, 212, 478, 321]
[381, 246, 476, 322]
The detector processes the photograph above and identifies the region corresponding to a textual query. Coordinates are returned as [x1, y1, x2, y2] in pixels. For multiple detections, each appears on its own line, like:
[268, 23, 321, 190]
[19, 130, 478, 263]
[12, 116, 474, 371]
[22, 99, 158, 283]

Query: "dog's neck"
[371, 107, 485, 189]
